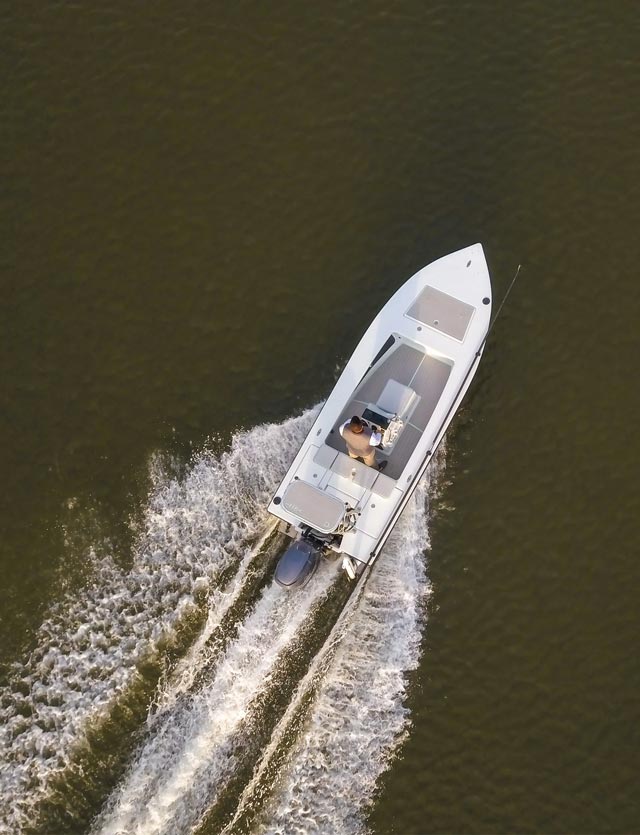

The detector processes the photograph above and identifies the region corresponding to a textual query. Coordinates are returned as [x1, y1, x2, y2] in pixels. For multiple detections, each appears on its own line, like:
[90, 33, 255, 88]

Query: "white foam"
[147, 521, 277, 724]
[0, 403, 447, 835]
[94, 562, 339, 835]
[0, 409, 317, 834]
[256, 455, 444, 835]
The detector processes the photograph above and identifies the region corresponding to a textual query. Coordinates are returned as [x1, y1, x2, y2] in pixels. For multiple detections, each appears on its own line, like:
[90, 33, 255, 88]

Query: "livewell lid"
[282, 481, 345, 533]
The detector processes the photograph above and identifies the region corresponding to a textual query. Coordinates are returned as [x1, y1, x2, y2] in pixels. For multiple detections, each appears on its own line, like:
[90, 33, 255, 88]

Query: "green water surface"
[2, 1, 639, 832]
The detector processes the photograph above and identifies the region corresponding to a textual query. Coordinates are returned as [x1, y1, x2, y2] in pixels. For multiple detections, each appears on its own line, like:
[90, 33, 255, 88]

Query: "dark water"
[2, 1, 639, 833]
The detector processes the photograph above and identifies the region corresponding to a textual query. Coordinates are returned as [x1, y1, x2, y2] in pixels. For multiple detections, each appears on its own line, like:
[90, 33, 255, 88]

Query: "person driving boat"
[339, 416, 387, 471]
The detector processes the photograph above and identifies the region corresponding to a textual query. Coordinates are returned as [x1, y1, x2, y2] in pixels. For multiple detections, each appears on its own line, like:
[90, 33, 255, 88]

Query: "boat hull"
[269, 244, 492, 570]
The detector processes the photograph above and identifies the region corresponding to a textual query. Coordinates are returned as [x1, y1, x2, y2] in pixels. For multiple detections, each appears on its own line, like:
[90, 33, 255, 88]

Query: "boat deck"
[325, 340, 453, 480]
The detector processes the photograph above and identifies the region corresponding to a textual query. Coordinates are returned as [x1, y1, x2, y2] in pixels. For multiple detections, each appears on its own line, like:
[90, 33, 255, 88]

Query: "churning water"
[0, 410, 442, 835]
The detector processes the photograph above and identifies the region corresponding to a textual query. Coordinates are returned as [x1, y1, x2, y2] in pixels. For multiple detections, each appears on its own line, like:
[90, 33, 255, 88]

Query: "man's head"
[349, 416, 364, 433]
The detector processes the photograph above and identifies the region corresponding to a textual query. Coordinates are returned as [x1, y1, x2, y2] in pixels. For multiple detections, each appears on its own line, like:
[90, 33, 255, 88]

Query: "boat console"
[363, 379, 419, 453]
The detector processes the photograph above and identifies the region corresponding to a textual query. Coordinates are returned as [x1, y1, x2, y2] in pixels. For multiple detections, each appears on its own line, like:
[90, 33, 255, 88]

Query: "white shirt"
[339, 421, 382, 446]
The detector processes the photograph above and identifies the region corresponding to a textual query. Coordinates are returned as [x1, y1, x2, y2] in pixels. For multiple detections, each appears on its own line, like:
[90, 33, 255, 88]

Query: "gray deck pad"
[407, 354, 452, 431]
[282, 480, 345, 533]
[313, 444, 338, 469]
[326, 340, 453, 480]
[371, 472, 397, 498]
[354, 342, 424, 404]
[406, 285, 475, 341]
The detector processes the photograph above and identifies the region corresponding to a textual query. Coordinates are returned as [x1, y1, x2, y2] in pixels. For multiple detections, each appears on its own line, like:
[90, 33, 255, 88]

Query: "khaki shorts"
[349, 449, 376, 467]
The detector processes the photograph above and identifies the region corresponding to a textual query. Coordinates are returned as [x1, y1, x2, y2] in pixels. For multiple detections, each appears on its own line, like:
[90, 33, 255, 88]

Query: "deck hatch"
[282, 481, 345, 533]
[406, 285, 475, 341]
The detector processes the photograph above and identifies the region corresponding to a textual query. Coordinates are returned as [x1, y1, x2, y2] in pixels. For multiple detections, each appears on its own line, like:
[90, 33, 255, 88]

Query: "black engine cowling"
[274, 539, 320, 589]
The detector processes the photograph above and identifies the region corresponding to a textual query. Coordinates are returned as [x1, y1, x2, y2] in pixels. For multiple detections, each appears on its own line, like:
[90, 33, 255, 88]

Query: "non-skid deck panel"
[406, 285, 475, 341]
[326, 343, 424, 453]
[378, 424, 423, 480]
[406, 353, 452, 431]
[282, 480, 345, 533]
[325, 345, 453, 480]
[313, 444, 338, 469]
[352, 343, 424, 405]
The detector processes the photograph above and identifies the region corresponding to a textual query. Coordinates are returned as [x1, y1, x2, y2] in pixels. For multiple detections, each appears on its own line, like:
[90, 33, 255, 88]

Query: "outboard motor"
[274, 538, 321, 589]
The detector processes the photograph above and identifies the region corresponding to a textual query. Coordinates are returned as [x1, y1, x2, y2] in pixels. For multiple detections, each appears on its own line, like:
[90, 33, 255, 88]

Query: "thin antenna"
[476, 263, 522, 357]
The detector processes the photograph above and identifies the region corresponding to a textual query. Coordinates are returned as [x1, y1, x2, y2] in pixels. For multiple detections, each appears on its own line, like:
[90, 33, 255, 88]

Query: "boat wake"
[93, 562, 343, 835]
[0, 408, 444, 835]
[229, 477, 436, 835]
[0, 410, 315, 834]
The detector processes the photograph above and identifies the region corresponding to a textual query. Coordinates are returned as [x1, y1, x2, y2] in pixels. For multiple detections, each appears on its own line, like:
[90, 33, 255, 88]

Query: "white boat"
[268, 244, 492, 587]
